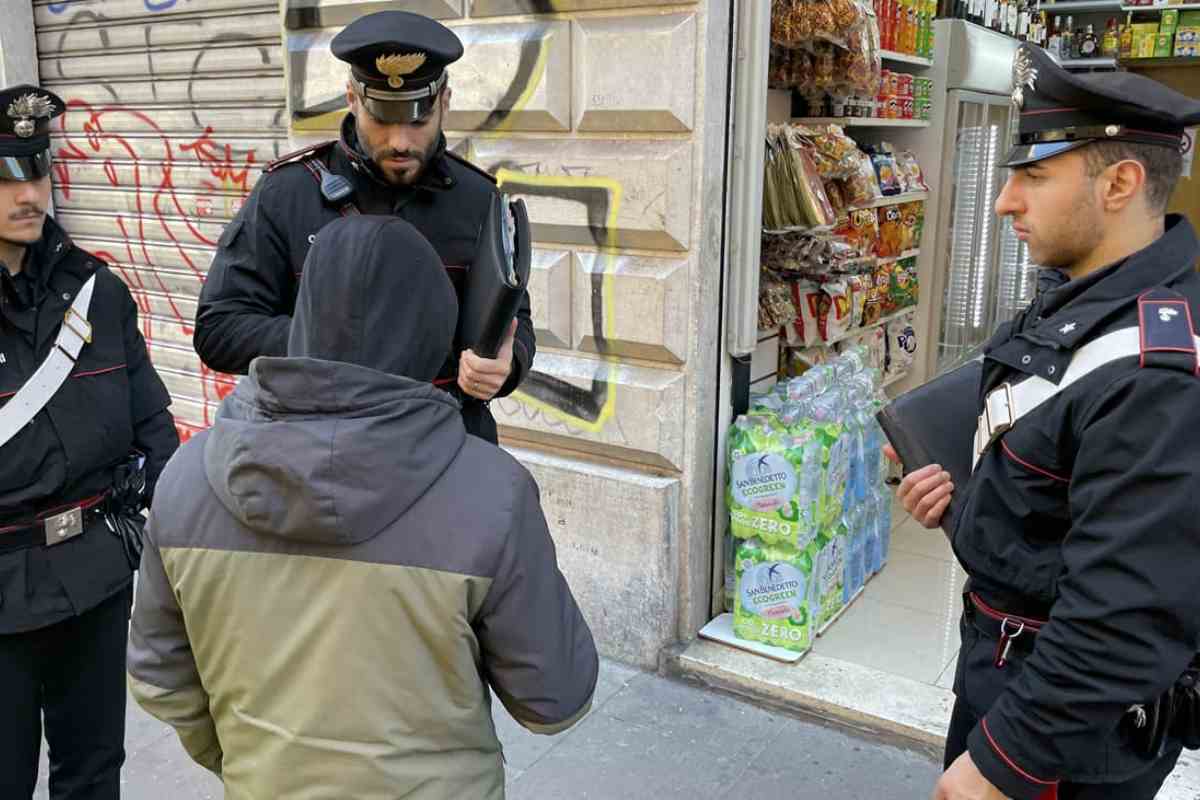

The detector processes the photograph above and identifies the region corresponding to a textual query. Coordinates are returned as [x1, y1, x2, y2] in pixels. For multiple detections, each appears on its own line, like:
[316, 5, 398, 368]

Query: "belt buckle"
[976, 382, 1016, 459]
[44, 506, 84, 547]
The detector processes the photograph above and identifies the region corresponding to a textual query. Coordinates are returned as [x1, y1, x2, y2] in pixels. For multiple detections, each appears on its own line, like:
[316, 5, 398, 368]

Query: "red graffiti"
[52, 99, 262, 429]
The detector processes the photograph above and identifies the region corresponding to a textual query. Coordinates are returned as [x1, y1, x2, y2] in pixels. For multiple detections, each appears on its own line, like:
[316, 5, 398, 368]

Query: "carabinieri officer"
[893, 45, 1200, 800]
[0, 83, 178, 799]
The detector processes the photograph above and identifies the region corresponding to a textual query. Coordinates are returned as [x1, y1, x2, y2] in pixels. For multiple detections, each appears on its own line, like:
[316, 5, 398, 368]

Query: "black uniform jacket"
[193, 115, 535, 444]
[0, 215, 178, 634]
[954, 215, 1200, 798]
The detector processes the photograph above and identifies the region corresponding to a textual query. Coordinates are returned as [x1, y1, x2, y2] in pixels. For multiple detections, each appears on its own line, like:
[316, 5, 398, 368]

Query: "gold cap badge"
[375, 52, 427, 90]
[7, 92, 55, 139]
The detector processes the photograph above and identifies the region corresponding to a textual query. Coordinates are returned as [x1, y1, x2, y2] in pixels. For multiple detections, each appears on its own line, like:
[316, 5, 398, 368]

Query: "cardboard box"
[1174, 41, 1199, 56]
[1155, 32, 1175, 56]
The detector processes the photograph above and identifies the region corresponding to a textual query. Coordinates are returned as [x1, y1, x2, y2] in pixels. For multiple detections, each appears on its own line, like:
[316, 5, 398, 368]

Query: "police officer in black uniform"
[889, 46, 1200, 800]
[194, 11, 535, 444]
[0, 85, 179, 798]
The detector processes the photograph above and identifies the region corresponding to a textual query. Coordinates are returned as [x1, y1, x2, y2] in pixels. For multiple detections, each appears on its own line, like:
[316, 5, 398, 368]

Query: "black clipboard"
[458, 194, 531, 360]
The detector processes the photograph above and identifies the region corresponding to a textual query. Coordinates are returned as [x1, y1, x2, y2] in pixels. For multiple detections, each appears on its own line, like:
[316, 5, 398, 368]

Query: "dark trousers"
[0, 584, 132, 800]
[946, 611, 1181, 799]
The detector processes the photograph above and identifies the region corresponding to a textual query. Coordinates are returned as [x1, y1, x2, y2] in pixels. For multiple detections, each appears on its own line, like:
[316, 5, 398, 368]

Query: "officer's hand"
[897, 462, 954, 530]
[932, 752, 1008, 800]
[459, 320, 517, 401]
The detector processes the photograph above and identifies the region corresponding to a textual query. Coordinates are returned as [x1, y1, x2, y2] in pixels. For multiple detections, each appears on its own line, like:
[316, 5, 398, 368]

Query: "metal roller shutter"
[33, 0, 289, 441]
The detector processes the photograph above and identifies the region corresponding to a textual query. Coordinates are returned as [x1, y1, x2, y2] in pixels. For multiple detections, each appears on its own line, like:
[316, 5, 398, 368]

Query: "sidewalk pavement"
[34, 660, 942, 799]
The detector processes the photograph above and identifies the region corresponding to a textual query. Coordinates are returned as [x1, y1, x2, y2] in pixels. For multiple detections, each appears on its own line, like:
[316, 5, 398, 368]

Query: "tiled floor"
[811, 492, 966, 688]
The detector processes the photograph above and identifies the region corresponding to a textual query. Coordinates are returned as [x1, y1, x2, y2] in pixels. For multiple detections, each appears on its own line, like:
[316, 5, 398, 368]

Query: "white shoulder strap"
[0, 274, 98, 449]
[973, 326, 1200, 471]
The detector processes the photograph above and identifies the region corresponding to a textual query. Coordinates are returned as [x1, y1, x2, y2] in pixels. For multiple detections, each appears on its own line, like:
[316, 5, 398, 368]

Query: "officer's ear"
[345, 82, 359, 115]
[1097, 158, 1147, 216]
[440, 86, 452, 116]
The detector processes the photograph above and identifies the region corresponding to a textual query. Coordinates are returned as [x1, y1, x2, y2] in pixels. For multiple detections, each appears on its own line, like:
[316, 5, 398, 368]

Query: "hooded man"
[128, 216, 597, 799]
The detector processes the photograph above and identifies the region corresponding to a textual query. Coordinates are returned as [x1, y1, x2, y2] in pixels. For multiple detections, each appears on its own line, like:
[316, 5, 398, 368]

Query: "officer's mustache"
[377, 149, 425, 165]
[9, 204, 44, 221]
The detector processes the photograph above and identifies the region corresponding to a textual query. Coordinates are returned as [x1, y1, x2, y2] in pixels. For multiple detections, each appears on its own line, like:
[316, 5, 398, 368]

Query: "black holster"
[104, 452, 147, 571]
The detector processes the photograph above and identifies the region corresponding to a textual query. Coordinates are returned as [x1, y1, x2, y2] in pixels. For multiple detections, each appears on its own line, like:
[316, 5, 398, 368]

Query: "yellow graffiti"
[496, 170, 622, 434]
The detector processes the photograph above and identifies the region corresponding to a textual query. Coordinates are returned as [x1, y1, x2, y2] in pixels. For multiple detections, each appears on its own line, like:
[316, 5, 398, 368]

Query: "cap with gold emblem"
[331, 11, 463, 125]
[1003, 43, 1200, 167]
[0, 84, 65, 181]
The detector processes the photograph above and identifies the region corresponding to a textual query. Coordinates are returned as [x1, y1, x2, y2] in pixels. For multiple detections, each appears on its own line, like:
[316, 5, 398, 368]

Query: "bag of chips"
[876, 205, 905, 258]
[898, 201, 921, 252]
[789, 279, 824, 347]
[843, 153, 883, 207]
[885, 310, 918, 379]
[868, 144, 903, 196]
[874, 259, 898, 315]
[894, 150, 929, 193]
[817, 279, 853, 343]
[888, 256, 919, 311]
[847, 273, 868, 329]
[759, 279, 798, 331]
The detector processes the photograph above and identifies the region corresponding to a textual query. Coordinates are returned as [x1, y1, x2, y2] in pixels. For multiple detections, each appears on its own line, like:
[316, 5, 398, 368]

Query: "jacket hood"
[204, 357, 466, 545]
[288, 214, 457, 382]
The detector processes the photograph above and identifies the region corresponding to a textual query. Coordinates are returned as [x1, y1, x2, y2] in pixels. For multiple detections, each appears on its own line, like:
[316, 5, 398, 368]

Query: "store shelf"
[1121, 56, 1200, 66]
[851, 191, 929, 210]
[1121, 3, 1200, 9]
[791, 117, 932, 128]
[877, 248, 921, 263]
[823, 306, 918, 348]
[1056, 56, 1119, 68]
[879, 50, 935, 67]
[1039, 0, 1122, 11]
[883, 371, 910, 389]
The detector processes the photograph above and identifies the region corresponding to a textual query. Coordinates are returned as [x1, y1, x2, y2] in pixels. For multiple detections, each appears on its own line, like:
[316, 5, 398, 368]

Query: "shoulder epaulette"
[1137, 287, 1199, 376]
[444, 150, 497, 185]
[264, 140, 337, 174]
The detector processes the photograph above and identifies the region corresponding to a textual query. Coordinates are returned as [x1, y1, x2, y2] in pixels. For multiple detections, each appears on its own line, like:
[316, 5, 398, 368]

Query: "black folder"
[459, 194, 532, 360]
[875, 358, 981, 538]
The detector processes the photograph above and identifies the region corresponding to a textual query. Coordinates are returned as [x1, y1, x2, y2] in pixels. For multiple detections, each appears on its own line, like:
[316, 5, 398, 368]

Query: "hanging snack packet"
[759, 279, 797, 331]
[888, 256, 919, 311]
[876, 205, 905, 257]
[817, 279, 853, 343]
[885, 310, 918, 378]
[789, 280, 824, 347]
[870, 145, 903, 196]
[733, 537, 815, 654]
[874, 259, 898, 315]
[898, 201, 921, 252]
[894, 149, 929, 192]
[846, 273, 867, 328]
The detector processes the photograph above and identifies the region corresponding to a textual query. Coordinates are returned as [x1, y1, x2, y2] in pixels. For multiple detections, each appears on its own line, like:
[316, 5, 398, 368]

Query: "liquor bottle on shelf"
[1009, 0, 1020, 37]
[1101, 17, 1119, 57]
[1018, 0, 1031, 41]
[1119, 19, 1134, 58]
[1070, 21, 1083, 58]
[1063, 16, 1076, 58]
[1048, 15, 1061, 54]
[1079, 23, 1098, 57]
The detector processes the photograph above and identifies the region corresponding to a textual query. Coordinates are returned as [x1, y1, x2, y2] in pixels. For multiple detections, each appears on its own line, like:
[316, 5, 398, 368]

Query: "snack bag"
[846, 273, 867, 328]
[874, 259, 898, 315]
[817, 279, 853, 343]
[899, 201, 922, 252]
[759, 279, 797, 331]
[876, 205, 905, 257]
[869, 145, 903, 196]
[844, 153, 883, 206]
[888, 256, 919, 311]
[733, 537, 815, 653]
[894, 149, 929, 192]
[788, 280, 824, 347]
[885, 311, 918, 378]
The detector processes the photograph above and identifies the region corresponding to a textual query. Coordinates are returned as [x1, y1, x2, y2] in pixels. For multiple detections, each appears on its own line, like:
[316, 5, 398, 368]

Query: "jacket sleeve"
[193, 182, 294, 375]
[127, 508, 222, 775]
[119, 282, 179, 503]
[968, 372, 1200, 799]
[475, 470, 598, 735]
[495, 287, 535, 399]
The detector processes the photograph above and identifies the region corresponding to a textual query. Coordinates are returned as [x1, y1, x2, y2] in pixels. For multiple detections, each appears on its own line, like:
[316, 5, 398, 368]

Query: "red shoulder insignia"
[444, 150, 498, 185]
[264, 140, 336, 173]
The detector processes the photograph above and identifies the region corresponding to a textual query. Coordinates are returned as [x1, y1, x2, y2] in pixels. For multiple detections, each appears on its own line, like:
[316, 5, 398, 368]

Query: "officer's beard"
[370, 135, 441, 187]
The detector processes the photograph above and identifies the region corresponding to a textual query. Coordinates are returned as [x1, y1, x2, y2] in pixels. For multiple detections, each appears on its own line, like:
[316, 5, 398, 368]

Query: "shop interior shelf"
[851, 191, 930, 210]
[791, 117, 932, 128]
[1121, 56, 1200, 65]
[1039, 0, 1123, 11]
[1121, 3, 1200, 9]
[823, 305, 918, 348]
[883, 371, 910, 389]
[1056, 57, 1119, 68]
[879, 49, 935, 67]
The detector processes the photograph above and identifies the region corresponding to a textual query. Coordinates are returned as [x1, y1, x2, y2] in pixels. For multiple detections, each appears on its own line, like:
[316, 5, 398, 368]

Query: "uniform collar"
[986, 215, 1199, 384]
[0, 216, 73, 315]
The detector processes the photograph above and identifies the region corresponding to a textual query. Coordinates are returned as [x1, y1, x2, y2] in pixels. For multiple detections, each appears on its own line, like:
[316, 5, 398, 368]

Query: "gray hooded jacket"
[128, 217, 597, 800]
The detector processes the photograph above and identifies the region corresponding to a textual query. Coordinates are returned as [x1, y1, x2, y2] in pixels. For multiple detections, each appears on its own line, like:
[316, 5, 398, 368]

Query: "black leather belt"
[964, 592, 1047, 668]
[0, 494, 109, 555]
